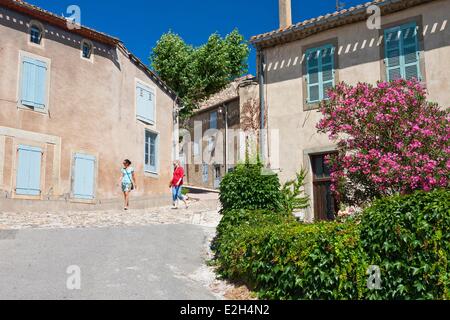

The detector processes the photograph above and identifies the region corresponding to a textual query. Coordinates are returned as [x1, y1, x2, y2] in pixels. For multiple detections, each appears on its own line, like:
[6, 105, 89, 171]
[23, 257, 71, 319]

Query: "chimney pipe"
[279, 0, 292, 29]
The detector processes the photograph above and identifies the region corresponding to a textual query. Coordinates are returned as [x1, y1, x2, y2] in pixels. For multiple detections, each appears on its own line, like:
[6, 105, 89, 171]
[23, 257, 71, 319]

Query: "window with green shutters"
[145, 131, 159, 173]
[384, 22, 421, 81]
[20, 56, 48, 110]
[136, 82, 155, 125]
[305, 44, 335, 104]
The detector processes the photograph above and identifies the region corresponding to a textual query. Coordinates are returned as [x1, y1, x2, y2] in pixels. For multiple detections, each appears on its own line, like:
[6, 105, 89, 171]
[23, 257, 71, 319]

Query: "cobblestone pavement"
[0, 199, 221, 230]
[0, 196, 243, 300]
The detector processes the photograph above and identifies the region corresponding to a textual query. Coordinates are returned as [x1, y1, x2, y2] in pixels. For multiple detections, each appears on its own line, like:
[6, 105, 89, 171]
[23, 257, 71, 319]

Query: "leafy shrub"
[213, 209, 368, 299]
[280, 169, 310, 214]
[360, 189, 450, 299]
[219, 162, 282, 213]
[317, 79, 450, 206]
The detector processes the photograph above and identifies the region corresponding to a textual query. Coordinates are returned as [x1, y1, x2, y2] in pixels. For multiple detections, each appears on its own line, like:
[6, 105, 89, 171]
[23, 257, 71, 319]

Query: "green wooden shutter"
[306, 44, 335, 103]
[385, 22, 420, 81]
[401, 23, 420, 80]
[306, 48, 320, 103]
[321, 45, 335, 99]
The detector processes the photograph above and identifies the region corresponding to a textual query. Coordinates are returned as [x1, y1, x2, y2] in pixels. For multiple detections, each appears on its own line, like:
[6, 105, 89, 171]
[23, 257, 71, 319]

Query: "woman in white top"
[119, 159, 137, 210]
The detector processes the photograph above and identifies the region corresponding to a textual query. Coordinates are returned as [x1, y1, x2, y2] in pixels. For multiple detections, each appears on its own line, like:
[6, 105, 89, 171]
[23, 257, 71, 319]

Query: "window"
[310, 153, 338, 221]
[20, 55, 48, 110]
[136, 82, 155, 124]
[305, 44, 335, 104]
[16, 145, 42, 196]
[145, 131, 159, 173]
[210, 111, 218, 129]
[72, 154, 96, 200]
[384, 22, 421, 81]
[202, 163, 209, 183]
[30, 25, 42, 45]
[81, 41, 93, 59]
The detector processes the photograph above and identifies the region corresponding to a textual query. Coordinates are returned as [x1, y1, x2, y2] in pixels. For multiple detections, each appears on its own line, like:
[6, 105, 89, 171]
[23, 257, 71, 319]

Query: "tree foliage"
[150, 29, 249, 117]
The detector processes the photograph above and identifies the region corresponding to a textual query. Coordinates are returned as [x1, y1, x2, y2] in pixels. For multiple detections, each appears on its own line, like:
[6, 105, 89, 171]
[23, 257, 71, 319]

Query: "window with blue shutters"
[305, 44, 335, 104]
[16, 145, 42, 196]
[136, 82, 155, 125]
[72, 154, 96, 200]
[20, 55, 48, 110]
[145, 131, 159, 173]
[210, 111, 218, 129]
[384, 22, 421, 81]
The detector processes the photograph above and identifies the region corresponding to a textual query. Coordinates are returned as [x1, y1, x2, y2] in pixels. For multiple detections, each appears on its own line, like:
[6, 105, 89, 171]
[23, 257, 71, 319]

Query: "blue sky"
[26, 0, 367, 74]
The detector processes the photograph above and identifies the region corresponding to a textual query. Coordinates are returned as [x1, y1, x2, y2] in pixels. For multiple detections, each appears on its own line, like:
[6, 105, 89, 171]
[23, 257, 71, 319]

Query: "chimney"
[279, 0, 292, 29]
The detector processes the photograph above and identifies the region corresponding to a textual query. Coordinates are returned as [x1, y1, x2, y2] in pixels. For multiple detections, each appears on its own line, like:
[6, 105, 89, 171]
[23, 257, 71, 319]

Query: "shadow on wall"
[0, 7, 121, 70]
[263, 18, 449, 84]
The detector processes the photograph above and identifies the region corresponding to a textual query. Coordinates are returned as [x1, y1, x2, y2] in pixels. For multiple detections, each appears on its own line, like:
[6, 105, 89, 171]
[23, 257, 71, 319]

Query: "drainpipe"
[258, 49, 266, 164]
[223, 103, 229, 173]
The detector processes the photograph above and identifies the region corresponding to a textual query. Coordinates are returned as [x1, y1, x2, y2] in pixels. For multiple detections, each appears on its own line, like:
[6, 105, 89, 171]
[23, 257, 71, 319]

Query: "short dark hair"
[124, 159, 132, 165]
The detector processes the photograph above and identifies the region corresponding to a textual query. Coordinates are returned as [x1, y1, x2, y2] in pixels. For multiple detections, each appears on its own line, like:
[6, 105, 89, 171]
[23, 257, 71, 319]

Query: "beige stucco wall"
[0, 7, 175, 210]
[261, 0, 450, 220]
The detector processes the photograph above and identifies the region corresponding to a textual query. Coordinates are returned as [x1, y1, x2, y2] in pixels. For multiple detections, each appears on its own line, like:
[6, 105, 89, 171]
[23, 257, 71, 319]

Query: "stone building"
[0, 0, 178, 211]
[181, 75, 260, 190]
[251, 0, 450, 221]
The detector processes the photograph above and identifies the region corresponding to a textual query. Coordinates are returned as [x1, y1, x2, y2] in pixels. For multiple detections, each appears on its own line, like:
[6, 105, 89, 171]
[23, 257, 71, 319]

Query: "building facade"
[0, 0, 178, 211]
[251, 0, 450, 221]
[181, 75, 260, 190]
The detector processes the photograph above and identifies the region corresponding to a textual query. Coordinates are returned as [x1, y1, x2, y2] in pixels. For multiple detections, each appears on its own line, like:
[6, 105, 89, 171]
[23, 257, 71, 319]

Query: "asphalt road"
[0, 225, 217, 300]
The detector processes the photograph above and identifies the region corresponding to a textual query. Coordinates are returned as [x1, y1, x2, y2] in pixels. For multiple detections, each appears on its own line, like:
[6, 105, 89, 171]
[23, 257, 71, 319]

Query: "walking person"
[170, 160, 188, 209]
[119, 159, 136, 211]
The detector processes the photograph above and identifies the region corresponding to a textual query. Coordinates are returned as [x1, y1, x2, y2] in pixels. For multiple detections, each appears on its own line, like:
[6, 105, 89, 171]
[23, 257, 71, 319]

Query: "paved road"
[0, 225, 217, 300]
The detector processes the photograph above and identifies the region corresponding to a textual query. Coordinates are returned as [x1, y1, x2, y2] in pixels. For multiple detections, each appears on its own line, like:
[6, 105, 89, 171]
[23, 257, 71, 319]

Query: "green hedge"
[219, 163, 282, 213]
[213, 189, 450, 300]
[213, 209, 368, 300]
[360, 189, 450, 300]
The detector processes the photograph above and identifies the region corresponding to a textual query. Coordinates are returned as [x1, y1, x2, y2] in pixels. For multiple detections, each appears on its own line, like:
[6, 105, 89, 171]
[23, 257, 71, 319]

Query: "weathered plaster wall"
[0, 7, 175, 210]
[261, 0, 450, 220]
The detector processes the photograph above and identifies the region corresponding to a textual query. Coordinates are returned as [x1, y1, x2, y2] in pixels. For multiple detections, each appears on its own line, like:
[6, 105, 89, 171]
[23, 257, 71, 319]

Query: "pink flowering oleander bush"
[317, 79, 450, 206]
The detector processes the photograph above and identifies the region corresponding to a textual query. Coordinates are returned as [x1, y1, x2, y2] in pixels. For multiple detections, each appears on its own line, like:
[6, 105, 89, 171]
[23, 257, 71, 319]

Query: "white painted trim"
[134, 78, 157, 127]
[17, 50, 52, 115]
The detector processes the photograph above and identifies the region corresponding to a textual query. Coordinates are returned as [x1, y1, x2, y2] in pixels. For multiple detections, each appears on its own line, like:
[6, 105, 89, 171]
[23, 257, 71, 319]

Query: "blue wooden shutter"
[21, 57, 47, 109]
[145, 131, 158, 172]
[401, 23, 420, 80]
[136, 83, 155, 124]
[306, 48, 320, 103]
[16, 145, 42, 196]
[73, 154, 96, 200]
[321, 45, 335, 99]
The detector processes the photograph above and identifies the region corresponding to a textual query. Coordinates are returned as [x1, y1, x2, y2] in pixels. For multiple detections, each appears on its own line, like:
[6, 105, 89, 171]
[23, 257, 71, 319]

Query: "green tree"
[150, 29, 249, 117]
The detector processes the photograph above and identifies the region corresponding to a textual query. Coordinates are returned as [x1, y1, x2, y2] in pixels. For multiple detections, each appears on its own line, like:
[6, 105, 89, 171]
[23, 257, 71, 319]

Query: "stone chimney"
[279, 0, 292, 29]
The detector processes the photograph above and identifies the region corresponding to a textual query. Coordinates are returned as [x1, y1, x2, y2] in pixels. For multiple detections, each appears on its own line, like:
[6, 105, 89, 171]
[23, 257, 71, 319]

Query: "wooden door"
[311, 153, 338, 221]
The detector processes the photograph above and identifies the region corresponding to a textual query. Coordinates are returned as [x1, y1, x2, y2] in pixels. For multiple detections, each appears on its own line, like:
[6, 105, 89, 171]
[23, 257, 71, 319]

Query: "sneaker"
[124, 207, 128, 211]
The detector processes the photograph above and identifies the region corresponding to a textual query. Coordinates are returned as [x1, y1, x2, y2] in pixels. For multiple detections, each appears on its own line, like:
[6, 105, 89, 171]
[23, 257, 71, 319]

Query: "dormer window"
[81, 40, 93, 60]
[30, 24, 42, 45]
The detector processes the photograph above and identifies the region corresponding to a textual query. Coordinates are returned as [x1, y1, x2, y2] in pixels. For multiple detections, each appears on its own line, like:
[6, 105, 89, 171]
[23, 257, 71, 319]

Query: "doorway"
[310, 153, 339, 221]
